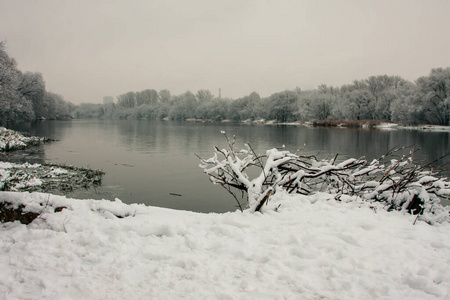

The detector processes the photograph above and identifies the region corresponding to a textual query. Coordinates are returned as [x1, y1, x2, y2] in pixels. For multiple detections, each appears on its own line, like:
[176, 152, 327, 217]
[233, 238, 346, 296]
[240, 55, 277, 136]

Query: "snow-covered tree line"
[0, 42, 75, 126]
[4, 39, 446, 126]
[75, 68, 450, 126]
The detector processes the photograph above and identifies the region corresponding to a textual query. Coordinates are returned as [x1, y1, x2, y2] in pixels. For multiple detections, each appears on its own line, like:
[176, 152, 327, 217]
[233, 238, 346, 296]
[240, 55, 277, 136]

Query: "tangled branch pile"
[198, 132, 449, 224]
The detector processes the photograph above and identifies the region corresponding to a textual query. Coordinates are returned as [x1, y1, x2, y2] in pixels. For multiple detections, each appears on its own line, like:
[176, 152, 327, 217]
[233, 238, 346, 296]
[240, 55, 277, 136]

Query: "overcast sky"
[1, 0, 449, 104]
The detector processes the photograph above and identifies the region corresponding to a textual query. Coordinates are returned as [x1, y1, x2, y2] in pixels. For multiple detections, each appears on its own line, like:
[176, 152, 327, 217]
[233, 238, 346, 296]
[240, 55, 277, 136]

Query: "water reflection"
[6, 120, 450, 212]
[0, 144, 47, 164]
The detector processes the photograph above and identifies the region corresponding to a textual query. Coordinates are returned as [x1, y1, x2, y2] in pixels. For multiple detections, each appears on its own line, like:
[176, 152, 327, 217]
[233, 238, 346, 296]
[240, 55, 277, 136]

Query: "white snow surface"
[1, 191, 450, 300]
[0, 127, 42, 152]
[374, 122, 399, 129]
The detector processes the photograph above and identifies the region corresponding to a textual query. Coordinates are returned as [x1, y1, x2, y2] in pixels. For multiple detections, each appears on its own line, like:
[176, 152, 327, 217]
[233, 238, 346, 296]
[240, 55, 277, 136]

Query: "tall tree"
[416, 68, 450, 125]
[0, 41, 34, 124]
[117, 92, 137, 108]
[365, 75, 405, 120]
[136, 89, 158, 106]
[228, 92, 261, 121]
[266, 91, 298, 122]
[391, 81, 425, 125]
[159, 89, 171, 103]
[168, 91, 198, 120]
[343, 90, 374, 120]
[17, 71, 46, 118]
[196, 89, 214, 102]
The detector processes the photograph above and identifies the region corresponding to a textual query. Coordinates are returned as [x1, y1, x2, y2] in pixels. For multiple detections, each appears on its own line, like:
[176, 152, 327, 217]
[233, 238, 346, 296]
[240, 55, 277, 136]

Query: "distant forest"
[77, 68, 450, 126]
[1, 41, 449, 126]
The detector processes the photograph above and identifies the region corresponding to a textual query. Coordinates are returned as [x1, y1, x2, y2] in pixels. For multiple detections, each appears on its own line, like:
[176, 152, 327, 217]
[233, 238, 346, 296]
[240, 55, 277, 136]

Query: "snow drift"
[1, 191, 450, 299]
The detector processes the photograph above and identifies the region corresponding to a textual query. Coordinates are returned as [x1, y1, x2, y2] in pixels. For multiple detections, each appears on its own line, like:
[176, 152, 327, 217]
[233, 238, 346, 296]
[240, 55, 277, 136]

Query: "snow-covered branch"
[198, 134, 449, 224]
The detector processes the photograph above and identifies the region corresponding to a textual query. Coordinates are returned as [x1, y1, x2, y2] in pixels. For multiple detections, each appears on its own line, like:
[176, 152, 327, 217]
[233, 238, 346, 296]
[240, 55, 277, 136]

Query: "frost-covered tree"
[74, 103, 104, 119]
[196, 89, 214, 103]
[228, 92, 261, 122]
[195, 98, 229, 121]
[390, 81, 425, 125]
[103, 102, 116, 118]
[265, 90, 298, 122]
[159, 89, 171, 103]
[44, 92, 74, 119]
[1, 41, 19, 124]
[17, 71, 46, 118]
[0, 42, 34, 124]
[416, 68, 450, 125]
[168, 91, 198, 120]
[136, 89, 158, 106]
[0, 42, 74, 123]
[117, 92, 137, 108]
[365, 75, 399, 120]
[297, 90, 335, 120]
[342, 89, 374, 120]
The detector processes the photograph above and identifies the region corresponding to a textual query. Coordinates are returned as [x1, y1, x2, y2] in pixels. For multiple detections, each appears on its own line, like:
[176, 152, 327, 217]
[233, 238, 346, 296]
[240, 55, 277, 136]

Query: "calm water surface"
[6, 120, 450, 212]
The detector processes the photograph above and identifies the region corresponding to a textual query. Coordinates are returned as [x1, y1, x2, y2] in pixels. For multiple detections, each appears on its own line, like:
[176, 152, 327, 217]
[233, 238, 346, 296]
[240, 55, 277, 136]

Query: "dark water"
[5, 119, 450, 212]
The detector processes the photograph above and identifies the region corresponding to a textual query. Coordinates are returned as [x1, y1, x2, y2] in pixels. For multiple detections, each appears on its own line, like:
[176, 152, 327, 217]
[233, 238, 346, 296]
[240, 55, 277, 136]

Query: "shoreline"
[1, 127, 104, 196]
[183, 118, 450, 131]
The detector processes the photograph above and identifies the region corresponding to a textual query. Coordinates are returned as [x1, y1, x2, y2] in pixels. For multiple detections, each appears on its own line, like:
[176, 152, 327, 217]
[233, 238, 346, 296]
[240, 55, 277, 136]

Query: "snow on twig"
[197, 134, 450, 223]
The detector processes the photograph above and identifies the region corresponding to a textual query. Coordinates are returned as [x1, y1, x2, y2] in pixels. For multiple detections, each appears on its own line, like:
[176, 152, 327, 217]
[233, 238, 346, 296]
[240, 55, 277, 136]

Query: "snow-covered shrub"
[0, 127, 49, 152]
[198, 132, 449, 224]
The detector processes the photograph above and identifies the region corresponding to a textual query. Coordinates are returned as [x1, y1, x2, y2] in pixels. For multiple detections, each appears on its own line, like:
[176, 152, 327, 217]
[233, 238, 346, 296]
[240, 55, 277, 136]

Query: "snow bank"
[1, 191, 450, 299]
[0, 127, 45, 152]
[416, 125, 450, 132]
[374, 122, 399, 129]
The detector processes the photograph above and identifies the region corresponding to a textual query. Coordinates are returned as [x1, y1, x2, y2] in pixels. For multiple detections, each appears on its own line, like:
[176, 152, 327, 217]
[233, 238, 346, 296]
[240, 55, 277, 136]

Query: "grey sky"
[1, 0, 449, 104]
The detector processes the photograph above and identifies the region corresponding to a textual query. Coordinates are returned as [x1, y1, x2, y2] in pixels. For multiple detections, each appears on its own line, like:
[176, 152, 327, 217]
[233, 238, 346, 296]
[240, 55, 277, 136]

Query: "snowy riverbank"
[1, 127, 104, 196]
[0, 127, 51, 152]
[1, 191, 450, 299]
[185, 119, 450, 132]
[0, 161, 104, 193]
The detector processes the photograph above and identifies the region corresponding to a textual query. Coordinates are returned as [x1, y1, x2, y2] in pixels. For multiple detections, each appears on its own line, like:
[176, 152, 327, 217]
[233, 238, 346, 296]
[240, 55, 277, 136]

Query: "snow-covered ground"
[0, 127, 44, 152]
[413, 125, 450, 132]
[0, 161, 104, 194]
[1, 191, 449, 299]
[374, 122, 399, 129]
[373, 123, 450, 132]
